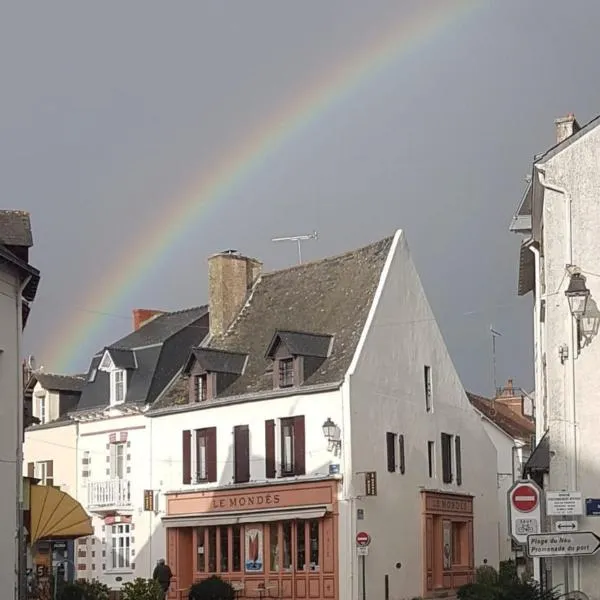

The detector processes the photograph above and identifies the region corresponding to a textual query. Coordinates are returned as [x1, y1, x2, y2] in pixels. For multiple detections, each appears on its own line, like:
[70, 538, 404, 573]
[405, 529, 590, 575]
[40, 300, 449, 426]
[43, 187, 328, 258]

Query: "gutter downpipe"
[528, 242, 543, 441]
[536, 167, 579, 594]
[16, 276, 31, 600]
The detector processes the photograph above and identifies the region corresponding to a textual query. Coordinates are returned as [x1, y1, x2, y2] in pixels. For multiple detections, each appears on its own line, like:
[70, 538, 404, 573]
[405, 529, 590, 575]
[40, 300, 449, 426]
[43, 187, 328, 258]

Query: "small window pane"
[220, 527, 229, 572]
[296, 522, 306, 571]
[196, 527, 205, 572]
[232, 526, 241, 572]
[208, 527, 217, 572]
[282, 522, 292, 571]
[309, 520, 319, 570]
[269, 524, 279, 572]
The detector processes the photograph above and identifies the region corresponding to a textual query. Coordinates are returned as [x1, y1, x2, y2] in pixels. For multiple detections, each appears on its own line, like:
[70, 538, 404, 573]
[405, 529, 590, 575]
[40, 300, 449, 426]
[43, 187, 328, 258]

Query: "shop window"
[196, 527, 205, 572]
[452, 522, 467, 565]
[441, 433, 453, 483]
[220, 527, 229, 572]
[279, 416, 305, 476]
[296, 522, 306, 571]
[269, 524, 279, 572]
[232, 526, 241, 572]
[309, 520, 319, 570]
[208, 527, 217, 572]
[282, 522, 293, 571]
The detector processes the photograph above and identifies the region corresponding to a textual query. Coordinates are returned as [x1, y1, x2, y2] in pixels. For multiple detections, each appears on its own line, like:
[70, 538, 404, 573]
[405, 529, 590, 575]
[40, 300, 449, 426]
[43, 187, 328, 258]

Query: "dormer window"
[184, 347, 248, 403]
[266, 330, 333, 390]
[112, 369, 125, 405]
[278, 358, 295, 388]
[98, 348, 136, 406]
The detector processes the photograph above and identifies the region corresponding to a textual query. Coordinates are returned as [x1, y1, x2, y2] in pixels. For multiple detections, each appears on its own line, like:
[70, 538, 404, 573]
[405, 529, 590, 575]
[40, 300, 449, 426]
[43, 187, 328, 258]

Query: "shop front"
[421, 491, 475, 596]
[163, 478, 339, 599]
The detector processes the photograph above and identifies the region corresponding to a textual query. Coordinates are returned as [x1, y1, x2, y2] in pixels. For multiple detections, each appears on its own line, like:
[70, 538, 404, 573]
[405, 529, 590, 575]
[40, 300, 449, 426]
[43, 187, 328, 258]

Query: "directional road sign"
[554, 521, 578, 533]
[527, 531, 600, 558]
[508, 480, 542, 544]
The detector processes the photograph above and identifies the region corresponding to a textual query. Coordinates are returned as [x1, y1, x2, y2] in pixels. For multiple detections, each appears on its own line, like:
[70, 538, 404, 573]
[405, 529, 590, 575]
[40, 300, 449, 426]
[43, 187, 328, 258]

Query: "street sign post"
[554, 521, 578, 533]
[356, 531, 370, 600]
[527, 531, 600, 558]
[508, 480, 542, 544]
[546, 491, 583, 516]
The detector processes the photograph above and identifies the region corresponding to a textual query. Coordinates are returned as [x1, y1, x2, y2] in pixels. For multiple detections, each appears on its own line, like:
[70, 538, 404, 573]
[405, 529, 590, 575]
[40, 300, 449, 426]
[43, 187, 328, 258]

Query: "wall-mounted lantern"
[322, 417, 341, 454]
[565, 272, 590, 319]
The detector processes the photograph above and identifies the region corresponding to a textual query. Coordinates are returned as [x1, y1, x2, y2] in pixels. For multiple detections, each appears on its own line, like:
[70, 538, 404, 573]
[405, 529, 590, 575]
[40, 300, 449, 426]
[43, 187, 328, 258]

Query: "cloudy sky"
[3, 0, 599, 396]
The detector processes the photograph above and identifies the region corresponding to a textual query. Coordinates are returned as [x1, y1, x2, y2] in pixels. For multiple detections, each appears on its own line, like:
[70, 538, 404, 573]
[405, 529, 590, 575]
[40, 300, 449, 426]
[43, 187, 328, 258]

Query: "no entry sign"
[511, 483, 539, 513]
[356, 531, 371, 547]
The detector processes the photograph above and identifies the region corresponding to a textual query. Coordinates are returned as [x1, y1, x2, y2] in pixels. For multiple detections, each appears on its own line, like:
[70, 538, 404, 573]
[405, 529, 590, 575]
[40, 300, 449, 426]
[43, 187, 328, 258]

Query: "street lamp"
[322, 418, 341, 454]
[565, 272, 590, 320]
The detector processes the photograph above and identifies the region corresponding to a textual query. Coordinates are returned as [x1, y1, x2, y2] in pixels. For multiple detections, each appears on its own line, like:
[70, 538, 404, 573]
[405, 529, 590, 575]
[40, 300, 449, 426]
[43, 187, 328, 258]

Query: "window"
[280, 416, 305, 476]
[88, 368, 97, 382]
[399, 434, 406, 475]
[37, 395, 46, 425]
[196, 527, 205, 572]
[34, 460, 54, 486]
[109, 443, 125, 479]
[110, 369, 126, 405]
[386, 432, 396, 472]
[455, 436, 462, 486]
[232, 526, 241, 572]
[270, 520, 320, 573]
[297, 520, 306, 571]
[424, 366, 432, 412]
[220, 527, 229, 572]
[270, 523, 279, 571]
[452, 522, 467, 565]
[108, 524, 131, 570]
[81, 450, 91, 480]
[234, 425, 250, 483]
[441, 433, 453, 484]
[278, 358, 294, 387]
[427, 441, 435, 478]
[182, 428, 217, 484]
[196, 375, 208, 402]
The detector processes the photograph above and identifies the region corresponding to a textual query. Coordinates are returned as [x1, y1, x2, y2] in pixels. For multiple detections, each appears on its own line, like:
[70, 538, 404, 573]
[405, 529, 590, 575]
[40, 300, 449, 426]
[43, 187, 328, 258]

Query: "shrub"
[120, 578, 164, 600]
[188, 576, 235, 600]
[475, 564, 499, 587]
[56, 579, 110, 600]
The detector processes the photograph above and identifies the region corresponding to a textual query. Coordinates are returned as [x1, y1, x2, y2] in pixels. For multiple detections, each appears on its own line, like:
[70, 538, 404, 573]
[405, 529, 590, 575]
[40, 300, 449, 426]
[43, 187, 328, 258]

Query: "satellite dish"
[27, 355, 36, 371]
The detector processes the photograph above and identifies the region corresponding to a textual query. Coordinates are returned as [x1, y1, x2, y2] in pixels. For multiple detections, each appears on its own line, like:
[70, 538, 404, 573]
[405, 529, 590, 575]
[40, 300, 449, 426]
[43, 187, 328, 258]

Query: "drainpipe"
[536, 168, 579, 593]
[16, 276, 31, 600]
[528, 243, 544, 439]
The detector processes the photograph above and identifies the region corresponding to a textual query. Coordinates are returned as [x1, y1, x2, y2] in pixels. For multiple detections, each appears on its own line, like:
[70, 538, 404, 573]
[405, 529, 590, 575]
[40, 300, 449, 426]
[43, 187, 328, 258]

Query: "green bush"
[56, 578, 110, 600]
[188, 576, 235, 600]
[120, 578, 164, 600]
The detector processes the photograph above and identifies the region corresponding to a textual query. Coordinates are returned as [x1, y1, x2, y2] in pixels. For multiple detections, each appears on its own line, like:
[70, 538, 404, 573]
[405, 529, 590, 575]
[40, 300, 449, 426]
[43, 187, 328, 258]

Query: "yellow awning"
[30, 485, 93, 544]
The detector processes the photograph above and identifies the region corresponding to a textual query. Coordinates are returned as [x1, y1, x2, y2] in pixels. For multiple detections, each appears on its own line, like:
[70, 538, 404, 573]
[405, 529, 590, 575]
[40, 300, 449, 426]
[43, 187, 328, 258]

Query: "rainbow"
[44, 0, 482, 372]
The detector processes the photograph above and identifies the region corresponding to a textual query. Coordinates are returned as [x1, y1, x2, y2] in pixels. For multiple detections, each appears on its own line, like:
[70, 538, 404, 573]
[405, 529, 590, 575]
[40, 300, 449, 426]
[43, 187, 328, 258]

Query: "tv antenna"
[271, 231, 318, 265]
[490, 325, 502, 396]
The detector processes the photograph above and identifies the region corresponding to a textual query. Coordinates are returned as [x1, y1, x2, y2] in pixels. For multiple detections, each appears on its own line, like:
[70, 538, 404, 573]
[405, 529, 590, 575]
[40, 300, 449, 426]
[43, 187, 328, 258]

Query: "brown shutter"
[234, 425, 250, 484]
[455, 436, 462, 485]
[265, 420, 275, 478]
[46, 460, 54, 477]
[27, 462, 34, 477]
[182, 430, 191, 484]
[293, 416, 305, 475]
[399, 434, 406, 475]
[206, 427, 218, 482]
[386, 432, 396, 472]
[441, 433, 452, 483]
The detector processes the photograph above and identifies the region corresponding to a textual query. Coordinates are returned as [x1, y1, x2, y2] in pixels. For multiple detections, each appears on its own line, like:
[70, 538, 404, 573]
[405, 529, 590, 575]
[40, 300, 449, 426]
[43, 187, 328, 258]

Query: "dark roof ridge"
[272, 328, 333, 336]
[192, 346, 247, 356]
[36, 372, 85, 380]
[260, 234, 395, 278]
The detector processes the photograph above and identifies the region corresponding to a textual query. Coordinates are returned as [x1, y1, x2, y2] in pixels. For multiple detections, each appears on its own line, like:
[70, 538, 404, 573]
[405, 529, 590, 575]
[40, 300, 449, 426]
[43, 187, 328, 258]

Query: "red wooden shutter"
[234, 425, 250, 483]
[386, 432, 396, 472]
[455, 436, 462, 485]
[293, 416, 305, 475]
[27, 462, 34, 477]
[182, 430, 191, 484]
[265, 420, 275, 478]
[206, 427, 218, 482]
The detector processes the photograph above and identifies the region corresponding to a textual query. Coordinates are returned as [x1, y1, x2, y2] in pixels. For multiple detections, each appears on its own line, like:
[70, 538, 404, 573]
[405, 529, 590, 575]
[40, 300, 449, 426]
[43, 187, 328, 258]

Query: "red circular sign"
[356, 531, 371, 547]
[511, 484, 538, 513]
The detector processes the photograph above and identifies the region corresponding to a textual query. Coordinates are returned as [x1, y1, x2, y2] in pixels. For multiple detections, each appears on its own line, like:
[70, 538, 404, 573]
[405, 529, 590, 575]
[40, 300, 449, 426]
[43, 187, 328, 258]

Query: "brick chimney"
[208, 250, 262, 338]
[495, 378, 533, 420]
[555, 113, 580, 144]
[132, 309, 165, 331]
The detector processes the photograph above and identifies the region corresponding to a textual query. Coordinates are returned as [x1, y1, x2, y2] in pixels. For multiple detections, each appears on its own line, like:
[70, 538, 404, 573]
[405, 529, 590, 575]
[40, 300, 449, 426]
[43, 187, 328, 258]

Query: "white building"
[468, 382, 535, 563]
[148, 231, 499, 600]
[0, 211, 40, 600]
[511, 113, 600, 596]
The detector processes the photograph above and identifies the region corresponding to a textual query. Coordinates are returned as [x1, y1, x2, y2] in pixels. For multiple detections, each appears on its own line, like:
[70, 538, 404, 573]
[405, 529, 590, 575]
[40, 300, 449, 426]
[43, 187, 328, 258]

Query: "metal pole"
[297, 239, 302, 265]
[362, 555, 366, 600]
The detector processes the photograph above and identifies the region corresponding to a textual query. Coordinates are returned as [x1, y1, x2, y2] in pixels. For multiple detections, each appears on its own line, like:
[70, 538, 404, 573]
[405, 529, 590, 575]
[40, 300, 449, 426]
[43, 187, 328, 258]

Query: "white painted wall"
[0, 267, 22, 599]
[346, 231, 499, 600]
[148, 389, 344, 568]
[533, 124, 600, 595]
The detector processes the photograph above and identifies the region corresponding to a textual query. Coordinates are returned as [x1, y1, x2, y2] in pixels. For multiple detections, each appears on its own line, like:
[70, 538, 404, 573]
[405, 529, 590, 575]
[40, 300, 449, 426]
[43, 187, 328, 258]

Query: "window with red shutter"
[206, 427, 217, 483]
[182, 430, 192, 484]
[293, 415, 305, 475]
[27, 462, 34, 478]
[234, 425, 250, 483]
[265, 420, 275, 478]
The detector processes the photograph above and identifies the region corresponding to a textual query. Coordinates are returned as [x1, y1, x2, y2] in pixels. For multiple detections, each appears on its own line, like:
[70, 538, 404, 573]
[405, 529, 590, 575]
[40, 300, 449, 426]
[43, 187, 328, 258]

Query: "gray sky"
[3, 0, 599, 396]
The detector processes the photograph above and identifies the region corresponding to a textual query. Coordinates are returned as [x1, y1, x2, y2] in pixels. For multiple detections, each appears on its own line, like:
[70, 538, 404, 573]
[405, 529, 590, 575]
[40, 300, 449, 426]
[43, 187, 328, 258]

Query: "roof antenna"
[271, 231, 318, 265]
[490, 325, 503, 397]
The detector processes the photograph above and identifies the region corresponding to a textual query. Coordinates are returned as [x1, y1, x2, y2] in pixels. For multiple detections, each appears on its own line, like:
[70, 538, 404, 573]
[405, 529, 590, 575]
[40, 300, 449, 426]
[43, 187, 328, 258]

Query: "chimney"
[132, 309, 165, 331]
[208, 250, 262, 338]
[495, 378, 532, 420]
[554, 113, 580, 144]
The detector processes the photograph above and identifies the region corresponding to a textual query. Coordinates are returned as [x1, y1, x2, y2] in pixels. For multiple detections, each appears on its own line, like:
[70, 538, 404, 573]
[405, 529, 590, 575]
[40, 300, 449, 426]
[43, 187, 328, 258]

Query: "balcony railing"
[87, 479, 132, 509]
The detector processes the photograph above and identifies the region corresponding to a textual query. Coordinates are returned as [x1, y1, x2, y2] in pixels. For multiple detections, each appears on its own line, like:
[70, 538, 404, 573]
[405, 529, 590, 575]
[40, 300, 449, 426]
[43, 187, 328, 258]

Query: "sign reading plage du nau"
[527, 532, 600, 558]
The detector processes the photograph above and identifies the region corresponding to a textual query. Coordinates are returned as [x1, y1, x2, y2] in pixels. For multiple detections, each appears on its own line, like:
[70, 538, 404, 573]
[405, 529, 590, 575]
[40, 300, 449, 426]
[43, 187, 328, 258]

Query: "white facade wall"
[533, 124, 600, 596]
[0, 266, 23, 600]
[148, 389, 344, 563]
[346, 232, 499, 600]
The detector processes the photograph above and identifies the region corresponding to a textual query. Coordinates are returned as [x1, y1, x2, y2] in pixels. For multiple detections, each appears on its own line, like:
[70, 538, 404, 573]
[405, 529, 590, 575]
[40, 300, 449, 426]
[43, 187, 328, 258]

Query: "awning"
[30, 485, 94, 544]
[162, 505, 330, 528]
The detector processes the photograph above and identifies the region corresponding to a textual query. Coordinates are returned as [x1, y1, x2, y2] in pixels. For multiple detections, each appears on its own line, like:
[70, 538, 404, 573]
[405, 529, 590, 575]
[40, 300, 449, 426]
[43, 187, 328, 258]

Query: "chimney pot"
[208, 251, 262, 338]
[132, 309, 165, 331]
[554, 113, 580, 144]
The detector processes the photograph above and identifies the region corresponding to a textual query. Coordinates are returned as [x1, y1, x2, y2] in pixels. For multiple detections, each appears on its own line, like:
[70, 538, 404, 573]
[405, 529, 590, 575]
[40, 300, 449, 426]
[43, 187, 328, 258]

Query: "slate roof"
[0, 210, 33, 247]
[153, 235, 393, 410]
[35, 373, 86, 393]
[185, 348, 247, 375]
[266, 330, 332, 359]
[467, 392, 535, 442]
[523, 431, 549, 474]
[76, 306, 209, 411]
